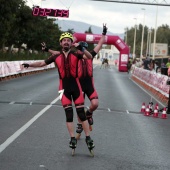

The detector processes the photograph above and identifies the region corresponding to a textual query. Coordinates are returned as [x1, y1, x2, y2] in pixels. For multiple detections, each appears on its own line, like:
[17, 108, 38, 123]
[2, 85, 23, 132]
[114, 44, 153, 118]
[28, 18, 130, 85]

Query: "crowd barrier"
[2, 61, 168, 104]
[0, 60, 55, 81]
[131, 66, 169, 104]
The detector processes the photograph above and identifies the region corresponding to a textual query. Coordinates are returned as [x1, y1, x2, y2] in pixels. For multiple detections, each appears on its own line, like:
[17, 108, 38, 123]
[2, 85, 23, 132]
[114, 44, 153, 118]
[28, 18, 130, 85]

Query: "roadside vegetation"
[0, 0, 170, 61]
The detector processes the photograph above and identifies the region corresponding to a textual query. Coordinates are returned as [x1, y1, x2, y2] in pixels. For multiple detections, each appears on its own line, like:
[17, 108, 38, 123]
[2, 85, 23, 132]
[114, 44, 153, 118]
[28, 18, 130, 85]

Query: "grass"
[0, 52, 49, 61]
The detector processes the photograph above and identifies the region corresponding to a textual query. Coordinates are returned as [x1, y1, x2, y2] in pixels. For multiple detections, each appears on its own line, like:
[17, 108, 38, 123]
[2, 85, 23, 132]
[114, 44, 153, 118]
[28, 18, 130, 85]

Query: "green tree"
[0, 0, 24, 49]
[85, 26, 94, 51]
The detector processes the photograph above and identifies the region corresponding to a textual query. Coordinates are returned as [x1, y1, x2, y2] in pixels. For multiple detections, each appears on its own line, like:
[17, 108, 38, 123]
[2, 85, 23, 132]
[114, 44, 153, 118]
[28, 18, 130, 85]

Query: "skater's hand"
[22, 63, 29, 68]
[75, 43, 85, 52]
[102, 23, 107, 35]
[41, 42, 49, 52]
[78, 41, 88, 49]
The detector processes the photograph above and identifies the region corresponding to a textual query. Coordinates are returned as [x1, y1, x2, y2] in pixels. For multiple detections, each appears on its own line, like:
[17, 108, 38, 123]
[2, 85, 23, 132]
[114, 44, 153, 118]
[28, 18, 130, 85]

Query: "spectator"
[150, 59, 155, 72]
[155, 60, 161, 73]
[143, 56, 151, 70]
[127, 60, 132, 73]
[166, 58, 170, 68]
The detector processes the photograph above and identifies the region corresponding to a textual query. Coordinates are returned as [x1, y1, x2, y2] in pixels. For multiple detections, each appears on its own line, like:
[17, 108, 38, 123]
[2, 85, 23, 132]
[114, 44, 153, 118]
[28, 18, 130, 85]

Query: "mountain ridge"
[56, 19, 124, 39]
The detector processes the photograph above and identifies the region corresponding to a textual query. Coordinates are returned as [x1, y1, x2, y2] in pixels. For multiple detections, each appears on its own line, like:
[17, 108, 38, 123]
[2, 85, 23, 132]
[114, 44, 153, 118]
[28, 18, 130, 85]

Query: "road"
[0, 65, 170, 170]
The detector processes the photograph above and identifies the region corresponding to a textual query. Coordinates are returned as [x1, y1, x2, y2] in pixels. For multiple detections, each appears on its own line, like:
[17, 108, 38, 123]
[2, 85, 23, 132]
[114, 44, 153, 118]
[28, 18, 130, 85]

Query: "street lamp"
[146, 29, 149, 57]
[146, 29, 152, 57]
[152, 6, 158, 60]
[140, 8, 145, 61]
[124, 27, 128, 44]
[149, 29, 152, 57]
[133, 18, 137, 59]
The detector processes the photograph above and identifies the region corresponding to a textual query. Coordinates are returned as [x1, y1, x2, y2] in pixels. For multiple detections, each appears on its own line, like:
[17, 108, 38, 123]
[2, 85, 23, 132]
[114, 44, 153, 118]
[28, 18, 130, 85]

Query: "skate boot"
[85, 137, 95, 157]
[69, 137, 77, 156]
[76, 123, 83, 140]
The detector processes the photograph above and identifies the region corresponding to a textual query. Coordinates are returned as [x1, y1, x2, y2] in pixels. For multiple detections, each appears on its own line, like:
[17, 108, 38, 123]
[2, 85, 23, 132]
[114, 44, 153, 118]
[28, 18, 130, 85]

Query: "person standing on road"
[22, 32, 95, 151]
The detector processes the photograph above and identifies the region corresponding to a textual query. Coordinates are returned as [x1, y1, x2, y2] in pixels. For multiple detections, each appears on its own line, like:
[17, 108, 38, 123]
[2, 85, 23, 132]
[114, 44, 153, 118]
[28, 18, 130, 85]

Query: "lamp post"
[140, 8, 145, 61]
[146, 29, 152, 57]
[124, 28, 128, 44]
[152, 6, 158, 60]
[149, 29, 152, 57]
[146, 29, 149, 57]
[133, 18, 137, 59]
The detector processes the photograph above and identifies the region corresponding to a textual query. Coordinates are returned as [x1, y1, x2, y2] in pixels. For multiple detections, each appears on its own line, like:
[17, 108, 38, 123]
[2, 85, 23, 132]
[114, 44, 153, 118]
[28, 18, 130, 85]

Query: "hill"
[55, 19, 124, 39]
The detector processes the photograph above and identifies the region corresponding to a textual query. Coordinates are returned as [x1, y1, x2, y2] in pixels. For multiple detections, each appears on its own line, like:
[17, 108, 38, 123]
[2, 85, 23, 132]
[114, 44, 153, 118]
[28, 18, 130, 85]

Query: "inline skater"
[42, 25, 107, 142]
[22, 32, 94, 154]
[76, 24, 107, 138]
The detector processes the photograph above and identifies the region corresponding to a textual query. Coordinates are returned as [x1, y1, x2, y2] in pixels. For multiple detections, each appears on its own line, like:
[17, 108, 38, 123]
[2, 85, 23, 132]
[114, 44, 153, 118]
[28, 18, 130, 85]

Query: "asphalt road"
[0, 65, 170, 170]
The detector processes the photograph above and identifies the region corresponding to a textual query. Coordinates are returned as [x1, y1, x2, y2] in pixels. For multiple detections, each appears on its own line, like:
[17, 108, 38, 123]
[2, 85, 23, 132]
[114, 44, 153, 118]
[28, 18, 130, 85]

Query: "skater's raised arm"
[93, 24, 107, 54]
[41, 42, 60, 55]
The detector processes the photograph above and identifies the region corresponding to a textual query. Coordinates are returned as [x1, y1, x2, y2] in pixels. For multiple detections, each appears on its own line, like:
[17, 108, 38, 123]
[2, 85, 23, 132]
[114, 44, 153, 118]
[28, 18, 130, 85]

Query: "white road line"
[0, 97, 60, 154]
[86, 106, 89, 109]
[126, 110, 129, 114]
[9, 101, 15, 104]
[108, 108, 111, 112]
[30, 102, 32, 105]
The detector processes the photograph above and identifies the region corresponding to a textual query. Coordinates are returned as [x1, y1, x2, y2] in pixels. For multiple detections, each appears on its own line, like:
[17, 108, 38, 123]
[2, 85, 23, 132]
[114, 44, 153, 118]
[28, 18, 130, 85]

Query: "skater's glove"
[41, 42, 49, 52]
[76, 44, 85, 52]
[102, 23, 107, 35]
[22, 63, 29, 68]
[78, 41, 88, 49]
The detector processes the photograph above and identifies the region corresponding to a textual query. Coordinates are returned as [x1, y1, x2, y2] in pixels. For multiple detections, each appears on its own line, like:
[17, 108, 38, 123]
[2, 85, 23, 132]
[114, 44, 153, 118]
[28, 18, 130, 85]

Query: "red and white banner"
[0, 60, 55, 78]
[132, 66, 169, 97]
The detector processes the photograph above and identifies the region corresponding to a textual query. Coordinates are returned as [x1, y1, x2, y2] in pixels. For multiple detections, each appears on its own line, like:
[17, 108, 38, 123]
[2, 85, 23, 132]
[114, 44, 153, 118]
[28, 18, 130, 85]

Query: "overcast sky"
[26, 0, 170, 34]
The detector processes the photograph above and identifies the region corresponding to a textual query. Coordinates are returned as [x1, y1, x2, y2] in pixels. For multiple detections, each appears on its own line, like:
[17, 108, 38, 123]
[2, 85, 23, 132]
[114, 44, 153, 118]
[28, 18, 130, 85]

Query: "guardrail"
[0, 60, 55, 81]
[131, 66, 169, 104]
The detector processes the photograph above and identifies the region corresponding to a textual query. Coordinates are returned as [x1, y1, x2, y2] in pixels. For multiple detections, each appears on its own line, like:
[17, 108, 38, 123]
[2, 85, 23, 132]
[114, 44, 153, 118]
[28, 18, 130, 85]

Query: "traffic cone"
[141, 103, 145, 113]
[153, 106, 159, 118]
[161, 107, 167, 119]
[144, 105, 150, 116]
[155, 103, 159, 110]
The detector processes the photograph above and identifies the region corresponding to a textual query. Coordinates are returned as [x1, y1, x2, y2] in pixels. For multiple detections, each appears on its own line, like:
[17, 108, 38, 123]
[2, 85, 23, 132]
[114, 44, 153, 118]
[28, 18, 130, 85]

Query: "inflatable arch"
[73, 33, 129, 72]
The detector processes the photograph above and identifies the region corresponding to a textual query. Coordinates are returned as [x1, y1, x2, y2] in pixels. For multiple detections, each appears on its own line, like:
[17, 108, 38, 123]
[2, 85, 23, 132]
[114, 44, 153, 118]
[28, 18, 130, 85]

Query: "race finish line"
[0, 100, 141, 115]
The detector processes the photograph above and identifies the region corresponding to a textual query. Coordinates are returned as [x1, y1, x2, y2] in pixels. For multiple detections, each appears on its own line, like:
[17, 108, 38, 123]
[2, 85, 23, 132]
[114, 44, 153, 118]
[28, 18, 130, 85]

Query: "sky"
[26, 0, 170, 34]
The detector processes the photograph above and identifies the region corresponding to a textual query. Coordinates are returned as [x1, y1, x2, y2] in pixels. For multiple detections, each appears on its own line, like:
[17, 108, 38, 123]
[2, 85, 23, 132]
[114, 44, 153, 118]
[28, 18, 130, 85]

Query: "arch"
[73, 33, 129, 72]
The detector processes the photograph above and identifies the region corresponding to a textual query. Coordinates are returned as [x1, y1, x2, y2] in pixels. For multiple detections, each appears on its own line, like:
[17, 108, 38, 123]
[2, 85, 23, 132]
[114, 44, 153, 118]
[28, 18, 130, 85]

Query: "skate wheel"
[89, 149, 94, 157]
[72, 149, 75, 156]
[89, 125, 92, 131]
[76, 133, 81, 140]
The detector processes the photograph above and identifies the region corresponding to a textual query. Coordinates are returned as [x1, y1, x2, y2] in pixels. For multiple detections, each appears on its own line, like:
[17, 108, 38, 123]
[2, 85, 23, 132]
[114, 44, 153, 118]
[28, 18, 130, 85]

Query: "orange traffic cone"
[161, 107, 167, 119]
[144, 105, 150, 116]
[153, 106, 159, 118]
[141, 103, 145, 113]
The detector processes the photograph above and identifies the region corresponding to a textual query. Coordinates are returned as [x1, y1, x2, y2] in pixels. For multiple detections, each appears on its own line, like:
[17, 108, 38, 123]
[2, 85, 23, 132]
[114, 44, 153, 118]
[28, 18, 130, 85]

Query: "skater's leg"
[66, 122, 75, 137]
[81, 120, 90, 136]
[76, 107, 90, 136]
[89, 98, 98, 112]
[64, 107, 75, 137]
[86, 98, 98, 125]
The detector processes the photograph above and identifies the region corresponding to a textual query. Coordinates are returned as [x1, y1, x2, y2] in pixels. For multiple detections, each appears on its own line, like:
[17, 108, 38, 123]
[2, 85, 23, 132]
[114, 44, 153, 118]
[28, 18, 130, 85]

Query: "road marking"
[30, 102, 32, 105]
[0, 96, 60, 154]
[9, 101, 15, 104]
[126, 110, 129, 114]
[108, 108, 111, 112]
